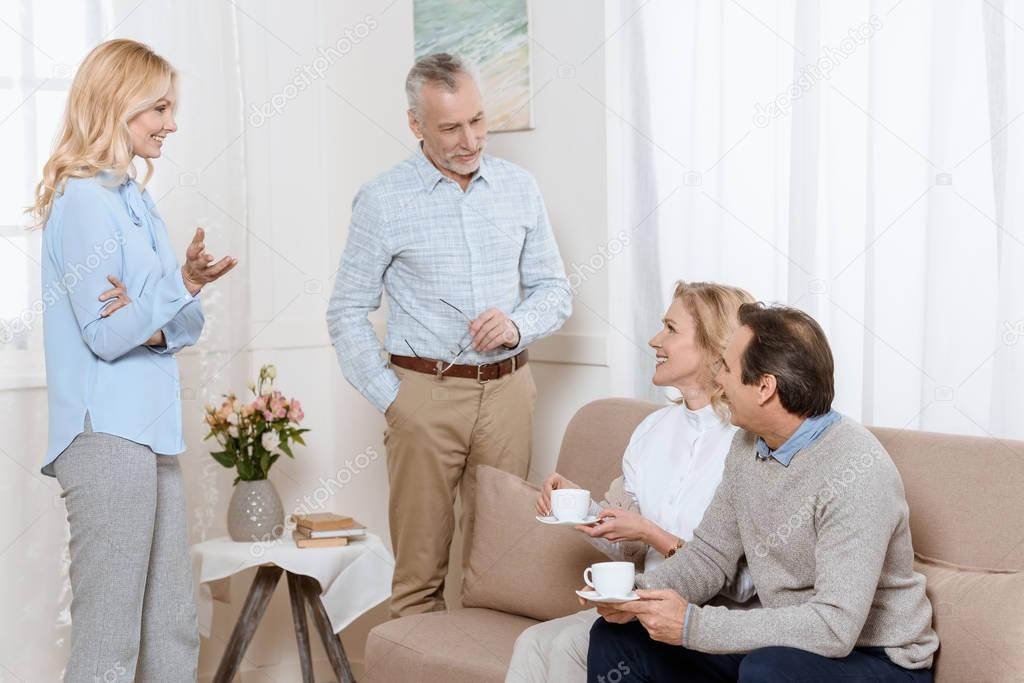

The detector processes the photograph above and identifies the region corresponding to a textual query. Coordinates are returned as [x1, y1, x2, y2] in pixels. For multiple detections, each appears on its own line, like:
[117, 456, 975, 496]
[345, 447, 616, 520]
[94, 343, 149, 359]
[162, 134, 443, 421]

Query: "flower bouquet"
[204, 364, 308, 541]
[204, 364, 308, 482]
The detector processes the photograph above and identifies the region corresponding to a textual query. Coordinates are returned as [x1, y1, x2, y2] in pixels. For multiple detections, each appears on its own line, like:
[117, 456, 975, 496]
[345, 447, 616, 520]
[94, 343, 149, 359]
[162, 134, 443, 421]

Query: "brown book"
[290, 512, 354, 532]
[298, 520, 362, 535]
[293, 530, 349, 549]
[295, 526, 366, 540]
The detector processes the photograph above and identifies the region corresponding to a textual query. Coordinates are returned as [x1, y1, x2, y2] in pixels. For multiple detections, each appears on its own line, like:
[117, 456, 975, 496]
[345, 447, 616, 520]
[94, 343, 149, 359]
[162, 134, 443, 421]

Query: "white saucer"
[535, 514, 601, 526]
[576, 589, 640, 604]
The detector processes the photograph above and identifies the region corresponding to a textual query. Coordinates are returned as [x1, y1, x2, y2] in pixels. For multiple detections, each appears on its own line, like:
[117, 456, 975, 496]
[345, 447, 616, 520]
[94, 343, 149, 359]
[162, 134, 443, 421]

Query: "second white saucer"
[535, 514, 601, 526]
[576, 589, 640, 604]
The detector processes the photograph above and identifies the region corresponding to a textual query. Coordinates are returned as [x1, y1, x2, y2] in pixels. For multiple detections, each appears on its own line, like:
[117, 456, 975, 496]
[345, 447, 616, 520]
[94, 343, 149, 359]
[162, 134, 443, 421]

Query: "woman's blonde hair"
[671, 280, 755, 419]
[30, 39, 176, 225]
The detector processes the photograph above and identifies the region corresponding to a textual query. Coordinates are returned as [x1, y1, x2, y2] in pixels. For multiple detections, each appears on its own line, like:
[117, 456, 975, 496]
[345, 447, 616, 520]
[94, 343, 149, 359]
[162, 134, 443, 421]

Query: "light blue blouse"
[40, 171, 204, 476]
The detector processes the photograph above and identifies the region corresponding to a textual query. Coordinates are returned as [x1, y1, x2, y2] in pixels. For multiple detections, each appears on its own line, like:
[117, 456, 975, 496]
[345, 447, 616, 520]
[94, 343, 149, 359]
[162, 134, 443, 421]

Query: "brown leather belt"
[390, 350, 528, 382]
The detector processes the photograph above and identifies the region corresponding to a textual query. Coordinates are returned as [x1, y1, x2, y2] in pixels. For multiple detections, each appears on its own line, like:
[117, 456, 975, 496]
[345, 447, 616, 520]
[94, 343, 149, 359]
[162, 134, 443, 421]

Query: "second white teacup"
[550, 488, 591, 522]
[584, 561, 635, 598]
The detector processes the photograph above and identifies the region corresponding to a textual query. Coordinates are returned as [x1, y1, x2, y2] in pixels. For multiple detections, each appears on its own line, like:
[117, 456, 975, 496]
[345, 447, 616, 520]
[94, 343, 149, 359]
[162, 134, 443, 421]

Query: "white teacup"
[584, 561, 635, 598]
[550, 488, 591, 522]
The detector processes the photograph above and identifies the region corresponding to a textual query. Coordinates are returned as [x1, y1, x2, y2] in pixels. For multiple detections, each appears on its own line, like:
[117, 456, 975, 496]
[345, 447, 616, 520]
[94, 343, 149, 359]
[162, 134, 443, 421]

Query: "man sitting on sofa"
[587, 303, 939, 682]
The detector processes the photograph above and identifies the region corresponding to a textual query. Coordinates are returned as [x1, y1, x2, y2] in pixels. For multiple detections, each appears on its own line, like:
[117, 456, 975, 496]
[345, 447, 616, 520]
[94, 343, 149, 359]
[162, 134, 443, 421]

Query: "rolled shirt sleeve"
[60, 189, 196, 363]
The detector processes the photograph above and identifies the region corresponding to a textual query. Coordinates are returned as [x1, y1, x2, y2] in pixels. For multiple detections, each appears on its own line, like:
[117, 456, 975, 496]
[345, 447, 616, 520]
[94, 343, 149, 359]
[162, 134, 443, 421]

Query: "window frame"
[1, 1, 104, 389]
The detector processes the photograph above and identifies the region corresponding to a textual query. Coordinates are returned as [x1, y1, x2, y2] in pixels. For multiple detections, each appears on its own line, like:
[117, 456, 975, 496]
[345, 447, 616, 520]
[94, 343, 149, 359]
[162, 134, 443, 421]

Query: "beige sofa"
[364, 398, 1024, 682]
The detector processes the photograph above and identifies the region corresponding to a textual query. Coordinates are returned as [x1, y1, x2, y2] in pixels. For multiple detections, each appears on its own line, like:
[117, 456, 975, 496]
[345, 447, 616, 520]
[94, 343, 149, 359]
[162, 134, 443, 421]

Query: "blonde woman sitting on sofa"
[505, 281, 758, 683]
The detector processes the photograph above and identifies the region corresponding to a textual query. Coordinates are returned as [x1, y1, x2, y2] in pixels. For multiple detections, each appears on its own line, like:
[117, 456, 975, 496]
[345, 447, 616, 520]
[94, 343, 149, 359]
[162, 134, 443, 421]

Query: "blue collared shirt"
[755, 410, 841, 466]
[40, 172, 204, 476]
[326, 145, 572, 412]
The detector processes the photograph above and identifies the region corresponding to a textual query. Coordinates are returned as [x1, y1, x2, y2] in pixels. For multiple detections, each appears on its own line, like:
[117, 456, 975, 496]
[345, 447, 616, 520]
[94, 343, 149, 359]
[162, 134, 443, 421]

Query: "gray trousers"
[54, 417, 199, 682]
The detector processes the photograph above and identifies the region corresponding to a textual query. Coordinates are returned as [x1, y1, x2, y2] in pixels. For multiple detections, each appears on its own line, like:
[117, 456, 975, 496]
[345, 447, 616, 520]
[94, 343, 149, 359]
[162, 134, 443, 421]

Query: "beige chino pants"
[384, 361, 536, 618]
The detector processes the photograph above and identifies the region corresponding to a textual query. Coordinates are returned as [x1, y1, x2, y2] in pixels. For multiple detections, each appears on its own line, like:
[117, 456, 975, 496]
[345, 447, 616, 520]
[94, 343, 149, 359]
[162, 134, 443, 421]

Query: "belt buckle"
[476, 363, 490, 384]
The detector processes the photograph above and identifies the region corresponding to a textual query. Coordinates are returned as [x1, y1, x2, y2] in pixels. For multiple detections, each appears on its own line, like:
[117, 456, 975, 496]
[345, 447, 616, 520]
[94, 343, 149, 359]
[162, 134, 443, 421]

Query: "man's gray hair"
[405, 52, 479, 122]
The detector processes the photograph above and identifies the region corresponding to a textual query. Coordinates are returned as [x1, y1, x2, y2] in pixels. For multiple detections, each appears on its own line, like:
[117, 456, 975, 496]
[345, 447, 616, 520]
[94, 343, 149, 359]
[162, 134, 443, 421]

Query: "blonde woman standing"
[33, 40, 236, 682]
[506, 282, 757, 683]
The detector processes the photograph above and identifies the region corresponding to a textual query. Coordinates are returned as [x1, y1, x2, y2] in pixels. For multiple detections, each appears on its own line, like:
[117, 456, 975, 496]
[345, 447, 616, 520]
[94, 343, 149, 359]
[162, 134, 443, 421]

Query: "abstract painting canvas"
[414, 0, 534, 132]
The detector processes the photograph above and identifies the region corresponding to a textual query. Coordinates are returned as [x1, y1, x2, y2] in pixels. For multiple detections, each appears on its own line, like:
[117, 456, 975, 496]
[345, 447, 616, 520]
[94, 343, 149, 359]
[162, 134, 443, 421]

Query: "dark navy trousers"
[587, 619, 933, 683]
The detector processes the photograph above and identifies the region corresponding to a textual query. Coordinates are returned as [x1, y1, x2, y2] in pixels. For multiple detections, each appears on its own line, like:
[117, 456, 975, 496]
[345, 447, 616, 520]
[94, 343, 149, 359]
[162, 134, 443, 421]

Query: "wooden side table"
[213, 565, 356, 683]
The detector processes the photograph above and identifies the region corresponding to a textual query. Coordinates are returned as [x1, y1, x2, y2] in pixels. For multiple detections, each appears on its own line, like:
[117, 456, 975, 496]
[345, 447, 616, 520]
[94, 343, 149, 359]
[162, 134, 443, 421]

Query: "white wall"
[203, 1, 614, 679]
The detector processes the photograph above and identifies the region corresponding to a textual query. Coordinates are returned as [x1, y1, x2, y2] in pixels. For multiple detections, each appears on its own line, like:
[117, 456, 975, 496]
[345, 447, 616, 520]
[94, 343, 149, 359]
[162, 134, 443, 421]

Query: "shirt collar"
[755, 410, 841, 466]
[96, 168, 133, 187]
[680, 402, 721, 432]
[411, 142, 492, 193]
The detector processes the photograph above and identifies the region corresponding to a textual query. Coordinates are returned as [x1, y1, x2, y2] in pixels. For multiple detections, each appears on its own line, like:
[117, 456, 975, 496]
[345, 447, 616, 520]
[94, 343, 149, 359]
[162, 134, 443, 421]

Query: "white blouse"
[597, 402, 755, 602]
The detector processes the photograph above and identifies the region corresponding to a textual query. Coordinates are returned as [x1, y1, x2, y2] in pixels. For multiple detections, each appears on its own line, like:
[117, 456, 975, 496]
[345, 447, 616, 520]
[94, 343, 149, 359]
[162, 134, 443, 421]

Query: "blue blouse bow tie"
[114, 177, 159, 252]
[120, 180, 146, 227]
[97, 169, 147, 227]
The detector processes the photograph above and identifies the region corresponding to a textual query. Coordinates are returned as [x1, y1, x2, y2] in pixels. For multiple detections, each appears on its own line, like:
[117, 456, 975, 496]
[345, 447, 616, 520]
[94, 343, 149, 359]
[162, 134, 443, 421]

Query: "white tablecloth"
[190, 532, 394, 637]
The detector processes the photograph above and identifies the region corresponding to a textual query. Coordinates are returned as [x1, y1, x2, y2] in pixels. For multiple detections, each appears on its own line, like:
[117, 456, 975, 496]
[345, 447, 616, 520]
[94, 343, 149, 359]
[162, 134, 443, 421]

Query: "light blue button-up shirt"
[40, 172, 204, 476]
[754, 409, 841, 466]
[327, 145, 572, 412]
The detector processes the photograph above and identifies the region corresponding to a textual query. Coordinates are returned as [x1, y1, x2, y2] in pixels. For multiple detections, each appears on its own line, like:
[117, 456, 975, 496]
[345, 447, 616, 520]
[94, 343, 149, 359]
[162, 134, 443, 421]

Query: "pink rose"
[287, 399, 304, 422]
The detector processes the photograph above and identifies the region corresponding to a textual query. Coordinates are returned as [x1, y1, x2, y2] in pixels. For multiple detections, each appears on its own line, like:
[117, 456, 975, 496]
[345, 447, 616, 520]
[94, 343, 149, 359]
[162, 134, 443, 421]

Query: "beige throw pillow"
[914, 553, 1024, 682]
[462, 465, 608, 621]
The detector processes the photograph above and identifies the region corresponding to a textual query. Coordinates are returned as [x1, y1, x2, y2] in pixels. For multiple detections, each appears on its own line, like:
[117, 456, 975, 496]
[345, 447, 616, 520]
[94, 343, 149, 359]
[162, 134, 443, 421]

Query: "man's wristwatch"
[665, 537, 684, 558]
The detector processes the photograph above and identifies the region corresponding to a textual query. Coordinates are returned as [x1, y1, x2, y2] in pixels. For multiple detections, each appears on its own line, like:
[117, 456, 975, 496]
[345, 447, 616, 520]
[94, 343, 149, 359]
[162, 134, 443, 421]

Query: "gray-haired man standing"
[327, 53, 572, 618]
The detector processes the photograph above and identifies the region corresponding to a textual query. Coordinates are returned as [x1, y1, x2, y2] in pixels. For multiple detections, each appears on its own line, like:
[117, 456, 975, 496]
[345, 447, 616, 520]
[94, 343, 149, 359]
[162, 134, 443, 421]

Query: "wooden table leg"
[213, 565, 284, 683]
[300, 575, 356, 683]
[286, 572, 315, 683]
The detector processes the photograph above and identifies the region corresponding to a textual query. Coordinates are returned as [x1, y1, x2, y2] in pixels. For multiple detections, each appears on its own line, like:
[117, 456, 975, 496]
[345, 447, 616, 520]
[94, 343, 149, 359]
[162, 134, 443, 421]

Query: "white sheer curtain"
[100, 0, 254, 545]
[0, 2, 249, 679]
[607, 0, 1024, 439]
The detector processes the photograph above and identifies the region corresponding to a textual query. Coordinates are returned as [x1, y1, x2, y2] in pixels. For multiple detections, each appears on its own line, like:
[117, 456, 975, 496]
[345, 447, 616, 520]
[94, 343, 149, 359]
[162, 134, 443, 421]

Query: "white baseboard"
[188, 321, 609, 367]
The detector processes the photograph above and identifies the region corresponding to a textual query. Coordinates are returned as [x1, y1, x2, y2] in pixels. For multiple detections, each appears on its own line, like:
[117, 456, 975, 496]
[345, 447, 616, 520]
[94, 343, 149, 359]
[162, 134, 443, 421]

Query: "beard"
[441, 140, 486, 175]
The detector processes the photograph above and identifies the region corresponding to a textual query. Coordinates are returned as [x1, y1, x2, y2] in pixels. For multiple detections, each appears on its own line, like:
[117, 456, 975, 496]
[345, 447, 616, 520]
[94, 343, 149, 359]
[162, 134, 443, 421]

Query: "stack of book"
[290, 512, 366, 549]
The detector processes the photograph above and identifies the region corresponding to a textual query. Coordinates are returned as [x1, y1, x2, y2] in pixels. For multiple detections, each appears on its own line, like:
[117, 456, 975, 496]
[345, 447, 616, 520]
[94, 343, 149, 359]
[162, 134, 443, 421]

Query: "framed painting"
[414, 0, 534, 132]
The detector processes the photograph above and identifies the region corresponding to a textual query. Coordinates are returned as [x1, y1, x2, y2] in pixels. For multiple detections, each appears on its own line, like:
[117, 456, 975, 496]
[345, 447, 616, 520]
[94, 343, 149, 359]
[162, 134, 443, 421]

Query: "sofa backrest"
[556, 399, 1024, 571]
[869, 426, 1024, 570]
[555, 398, 659, 500]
